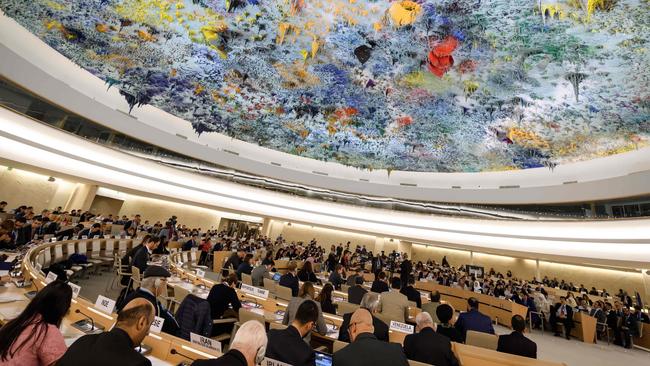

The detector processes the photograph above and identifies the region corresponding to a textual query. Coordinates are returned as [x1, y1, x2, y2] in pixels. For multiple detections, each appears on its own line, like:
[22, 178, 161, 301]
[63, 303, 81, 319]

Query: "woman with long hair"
[316, 283, 337, 315]
[0, 280, 72, 365]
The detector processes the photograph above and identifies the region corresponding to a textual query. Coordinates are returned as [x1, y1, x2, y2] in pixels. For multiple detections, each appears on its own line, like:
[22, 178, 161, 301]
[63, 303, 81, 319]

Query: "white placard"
[62, 236, 69, 241]
[44, 271, 58, 284]
[241, 284, 269, 299]
[68, 282, 81, 299]
[95, 295, 116, 314]
[126, 236, 131, 239]
[190, 332, 221, 353]
[50, 237, 57, 243]
[262, 358, 293, 366]
[150, 316, 165, 333]
[191, 247, 198, 252]
[93, 235, 100, 239]
[195, 269, 205, 278]
[82, 235, 88, 239]
[389, 320, 414, 334]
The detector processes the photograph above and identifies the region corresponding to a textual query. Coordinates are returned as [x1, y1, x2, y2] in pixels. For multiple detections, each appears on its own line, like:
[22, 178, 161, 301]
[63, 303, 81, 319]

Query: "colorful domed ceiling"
[1, 0, 648, 172]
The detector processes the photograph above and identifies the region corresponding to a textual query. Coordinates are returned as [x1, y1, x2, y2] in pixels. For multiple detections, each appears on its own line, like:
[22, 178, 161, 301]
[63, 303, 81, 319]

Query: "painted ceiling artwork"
[1, 0, 648, 172]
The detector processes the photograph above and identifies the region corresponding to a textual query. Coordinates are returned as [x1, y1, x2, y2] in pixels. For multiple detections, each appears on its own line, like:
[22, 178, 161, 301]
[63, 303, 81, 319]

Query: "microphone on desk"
[170, 348, 196, 361]
[75, 309, 95, 331]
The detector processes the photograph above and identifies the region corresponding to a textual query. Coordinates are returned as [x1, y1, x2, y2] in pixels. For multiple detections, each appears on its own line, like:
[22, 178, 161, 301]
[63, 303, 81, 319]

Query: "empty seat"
[275, 285, 293, 301]
[465, 330, 498, 350]
[241, 273, 253, 286]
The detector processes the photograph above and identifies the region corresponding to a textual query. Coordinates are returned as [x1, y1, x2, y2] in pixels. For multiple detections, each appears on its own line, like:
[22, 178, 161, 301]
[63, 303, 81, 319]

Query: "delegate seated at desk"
[454, 297, 495, 343]
[192, 321, 267, 366]
[403, 312, 458, 366]
[497, 315, 537, 359]
[347, 276, 367, 305]
[435, 304, 463, 343]
[58, 299, 155, 366]
[207, 273, 242, 335]
[251, 260, 273, 287]
[370, 272, 389, 293]
[400, 277, 422, 308]
[338, 292, 388, 343]
[279, 261, 300, 297]
[266, 300, 319, 366]
[333, 309, 408, 366]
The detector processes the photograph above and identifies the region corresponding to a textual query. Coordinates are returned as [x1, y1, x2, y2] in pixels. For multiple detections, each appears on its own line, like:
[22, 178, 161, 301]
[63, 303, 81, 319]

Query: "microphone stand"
[75, 308, 95, 331]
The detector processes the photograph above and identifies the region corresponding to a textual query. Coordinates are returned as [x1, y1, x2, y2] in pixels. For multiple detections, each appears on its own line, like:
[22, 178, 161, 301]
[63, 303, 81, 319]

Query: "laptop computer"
[315, 351, 332, 366]
[272, 273, 281, 281]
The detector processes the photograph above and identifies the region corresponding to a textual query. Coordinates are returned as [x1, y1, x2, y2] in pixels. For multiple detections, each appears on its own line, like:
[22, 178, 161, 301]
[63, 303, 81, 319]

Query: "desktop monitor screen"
[315, 351, 332, 366]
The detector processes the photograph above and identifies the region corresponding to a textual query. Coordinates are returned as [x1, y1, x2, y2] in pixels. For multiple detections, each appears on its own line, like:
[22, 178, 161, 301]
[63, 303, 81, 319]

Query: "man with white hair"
[403, 312, 458, 366]
[338, 292, 389, 342]
[192, 321, 268, 366]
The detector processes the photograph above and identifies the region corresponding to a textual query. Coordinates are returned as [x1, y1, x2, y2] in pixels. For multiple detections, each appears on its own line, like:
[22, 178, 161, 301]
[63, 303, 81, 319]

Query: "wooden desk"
[453, 342, 567, 366]
[633, 322, 650, 350]
[571, 312, 596, 344]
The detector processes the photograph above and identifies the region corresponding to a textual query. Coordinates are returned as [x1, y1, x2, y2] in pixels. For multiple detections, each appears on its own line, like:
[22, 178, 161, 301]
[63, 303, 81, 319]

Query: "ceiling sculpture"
[1, 0, 648, 172]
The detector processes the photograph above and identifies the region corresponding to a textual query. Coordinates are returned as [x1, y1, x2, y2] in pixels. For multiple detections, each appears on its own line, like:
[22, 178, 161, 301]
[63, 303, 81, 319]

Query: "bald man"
[333, 309, 408, 366]
[58, 298, 155, 366]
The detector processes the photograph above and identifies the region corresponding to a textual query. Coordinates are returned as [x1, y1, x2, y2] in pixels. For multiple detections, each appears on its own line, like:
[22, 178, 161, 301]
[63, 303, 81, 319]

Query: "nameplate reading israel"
[190, 332, 221, 352]
[150, 316, 165, 334]
[68, 282, 81, 299]
[95, 295, 116, 314]
[45, 271, 58, 284]
[262, 358, 292, 366]
[195, 268, 206, 278]
[390, 320, 414, 334]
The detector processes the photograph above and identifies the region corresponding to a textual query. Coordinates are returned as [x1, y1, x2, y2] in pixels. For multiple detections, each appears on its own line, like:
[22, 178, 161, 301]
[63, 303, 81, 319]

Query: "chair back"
[181, 252, 188, 262]
[269, 322, 287, 330]
[42, 247, 52, 267]
[174, 285, 191, 304]
[263, 278, 277, 290]
[238, 308, 266, 325]
[77, 241, 88, 256]
[66, 242, 76, 258]
[118, 239, 128, 253]
[333, 340, 348, 353]
[53, 245, 64, 261]
[276, 285, 293, 301]
[104, 239, 115, 253]
[242, 273, 253, 286]
[190, 250, 198, 262]
[337, 301, 360, 316]
[131, 266, 142, 288]
[465, 330, 499, 350]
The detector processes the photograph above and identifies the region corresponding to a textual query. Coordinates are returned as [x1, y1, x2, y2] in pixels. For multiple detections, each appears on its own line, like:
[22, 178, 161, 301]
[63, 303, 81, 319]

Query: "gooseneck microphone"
[75, 308, 95, 331]
[170, 348, 196, 361]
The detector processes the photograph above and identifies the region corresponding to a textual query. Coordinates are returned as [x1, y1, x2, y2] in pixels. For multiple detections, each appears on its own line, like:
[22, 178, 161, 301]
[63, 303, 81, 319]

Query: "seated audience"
[550, 296, 574, 340]
[117, 265, 180, 336]
[192, 320, 267, 366]
[328, 264, 346, 290]
[223, 250, 245, 276]
[0, 281, 71, 366]
[454, 297, 495, 342]
[317, 283, 337, 314]
[282, 282, 327, 341]
[378, 277, 410, 323]
[370, 271, 389, 293]
[404, 312, 458, 366]
[421, 291, 442, 323]
[333, 309, 408, 366]
[436, 304, 462, 343]
[57, 298, 155, 366]
[297, 260, 319, 283]
[279, 261, 300, 297]
[266, 300, 319, 366]
[348, 275, 367, 305]
[497, 315, 537, 359]
[251, 259, 273, 287]
[236, 254, 254, 280]
[207, 273, 242, 323]
[339, 292, 389, 342]
[620, 306, 640, 349]
[399, 277, 422, 308]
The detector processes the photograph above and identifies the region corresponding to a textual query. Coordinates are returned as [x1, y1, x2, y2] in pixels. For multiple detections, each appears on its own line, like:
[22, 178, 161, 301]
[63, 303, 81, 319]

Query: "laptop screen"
[315, 351, 332, 366]
[272, 273, 281, 281]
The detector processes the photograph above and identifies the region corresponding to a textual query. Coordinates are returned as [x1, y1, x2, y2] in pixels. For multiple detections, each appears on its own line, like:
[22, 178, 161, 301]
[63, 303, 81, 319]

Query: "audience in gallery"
[333, 308, 409, 366]
[192, 320, 268, 366]
[1, 199, 650, 364]
[497, 315, 537, 359]
[57, 298, 155, 366]
[338, 292, 389, 343]
[265, 300, 319, 366]
[0, 281, 71, 366]
[404, 312, 459, 366]
[282, 282, 328, 342]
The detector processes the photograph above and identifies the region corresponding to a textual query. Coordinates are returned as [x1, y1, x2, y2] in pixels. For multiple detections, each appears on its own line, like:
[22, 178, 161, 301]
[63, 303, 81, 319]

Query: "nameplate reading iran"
[195, 269, 206, 278]
[68, 282, 81, 299]
[190, 332, 221, 353]
[150, 316, 165, 334]
[95, 295, 116, 314]
[44, 271, 58, 284]
[262, 358, 293, 366]
[390, 320, 414, 334]
[241, 284, 270, 299]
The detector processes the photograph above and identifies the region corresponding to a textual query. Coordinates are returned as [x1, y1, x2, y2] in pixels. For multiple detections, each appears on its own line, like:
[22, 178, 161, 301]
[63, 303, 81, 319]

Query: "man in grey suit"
[378, 277, 410, 323]
[333, 309, 408, 366]
[251, 259, 273, 287]
[421, 291, 442, 323]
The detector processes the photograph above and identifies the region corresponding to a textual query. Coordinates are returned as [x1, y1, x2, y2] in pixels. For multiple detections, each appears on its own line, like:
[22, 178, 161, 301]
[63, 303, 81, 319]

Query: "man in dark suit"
[339, 292, 388, 343]
[400, 277, 422, 308]
[371, 254, 384, 275]
[348, 276, 367, 305]
[550, 296, 574, 340]
[404, 312, 458, 366]
[370, 271, 389, 293]
[79, 222, 102, 239]
[279, 261, 300, 296]
[192, 321, 268, 366]
[223, 250, 245, 276]
[13, 217, 30, 246]
[436, 304, 463, 343]
[454, 297, 495, 342]
[131, 238, 159, 274]
[182, 234, 198, 251]
[207, 273, 242, 320]
[334, 309, 408, 366]
[497, 315, 537, 358]
[399, 254, 412, 289]
[328, 264, 345, 290]
[57, 298, 155, 366]
[117, 266, 180, 336]
[265, 300, 318, 366]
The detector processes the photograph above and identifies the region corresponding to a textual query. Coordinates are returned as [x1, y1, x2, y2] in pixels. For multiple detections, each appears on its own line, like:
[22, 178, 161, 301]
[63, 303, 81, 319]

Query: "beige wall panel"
[0, 167, 75, 211]
[269, 220, 376, 251]
[411, 244, 472, 267]
[116, 196, 222, 231]
[89, 195, 124, 217]
[472, 252, 537, 280]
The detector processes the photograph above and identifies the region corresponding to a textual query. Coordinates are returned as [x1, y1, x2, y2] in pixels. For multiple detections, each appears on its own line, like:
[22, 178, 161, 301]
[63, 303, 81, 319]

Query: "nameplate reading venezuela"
[150, 316, 165, 334]
[262, 358, 293, 366]
[390, 320, 414, 334]
[240, 284, 270, 299]
[95, 295, 116, 314]
[190, 332, 221, 353]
